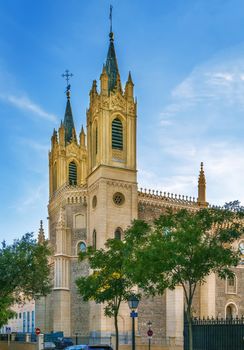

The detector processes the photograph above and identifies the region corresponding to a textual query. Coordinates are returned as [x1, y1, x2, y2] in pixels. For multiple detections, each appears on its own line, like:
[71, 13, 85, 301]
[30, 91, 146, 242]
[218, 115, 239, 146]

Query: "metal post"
[132, 316, 135, 350]
[75, 333, 78, 345]
[148, 337, 151, 350]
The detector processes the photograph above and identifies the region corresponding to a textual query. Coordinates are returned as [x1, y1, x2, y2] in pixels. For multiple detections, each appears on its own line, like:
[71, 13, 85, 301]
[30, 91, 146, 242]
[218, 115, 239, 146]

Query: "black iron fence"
[184, 316, 244, 350]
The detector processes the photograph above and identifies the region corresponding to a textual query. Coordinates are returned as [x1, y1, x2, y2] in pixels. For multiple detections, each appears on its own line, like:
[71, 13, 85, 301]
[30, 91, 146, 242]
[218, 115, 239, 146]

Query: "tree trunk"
[114, 313, 119, 350]
[186, 308, 193, 350]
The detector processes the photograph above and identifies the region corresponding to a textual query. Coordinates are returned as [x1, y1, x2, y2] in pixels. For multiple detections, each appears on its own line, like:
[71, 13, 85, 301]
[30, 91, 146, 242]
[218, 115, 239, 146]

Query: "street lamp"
[147, 321, 153, 350]
[128, 295, 140, 350]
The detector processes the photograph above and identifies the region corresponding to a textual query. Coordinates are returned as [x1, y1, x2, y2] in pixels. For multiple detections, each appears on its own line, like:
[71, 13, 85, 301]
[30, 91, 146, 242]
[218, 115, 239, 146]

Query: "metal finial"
[109, 5, 113, 34]
[61, 69, 74, 94]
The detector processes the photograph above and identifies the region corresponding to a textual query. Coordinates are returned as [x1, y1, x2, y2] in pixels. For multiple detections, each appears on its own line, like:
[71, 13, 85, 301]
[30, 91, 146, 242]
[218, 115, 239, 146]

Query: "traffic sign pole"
[35, 327, 41, 335]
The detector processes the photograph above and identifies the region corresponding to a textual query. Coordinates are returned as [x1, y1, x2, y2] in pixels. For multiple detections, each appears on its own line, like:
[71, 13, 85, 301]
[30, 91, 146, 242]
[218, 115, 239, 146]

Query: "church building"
[36, 18, 244, 348]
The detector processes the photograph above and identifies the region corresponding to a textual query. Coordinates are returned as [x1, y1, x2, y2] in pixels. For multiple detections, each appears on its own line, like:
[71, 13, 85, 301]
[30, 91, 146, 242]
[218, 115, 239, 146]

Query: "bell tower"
[86, 18, 138, 336]
[87, 27, 138, 248]
[47, 78, 88, 336]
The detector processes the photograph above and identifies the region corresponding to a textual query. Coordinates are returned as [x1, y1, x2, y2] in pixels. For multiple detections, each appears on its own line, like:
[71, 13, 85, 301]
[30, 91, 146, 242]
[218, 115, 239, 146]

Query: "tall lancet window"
[112, 118, 123, 150]
[69, 161, 77, 185]
[93, 230, 97, 250]
[53, 162, 57, 192]
[95, 126, 98, 155]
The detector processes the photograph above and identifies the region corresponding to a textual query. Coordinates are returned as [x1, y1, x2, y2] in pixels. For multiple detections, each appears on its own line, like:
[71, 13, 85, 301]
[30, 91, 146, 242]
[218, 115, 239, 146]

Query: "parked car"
[66, 346, 88, 350]
[66, 345, 112, 350]
[44, 341, 56, 350]
[89, 345, 113, 350]
[55, 337, 74, 349]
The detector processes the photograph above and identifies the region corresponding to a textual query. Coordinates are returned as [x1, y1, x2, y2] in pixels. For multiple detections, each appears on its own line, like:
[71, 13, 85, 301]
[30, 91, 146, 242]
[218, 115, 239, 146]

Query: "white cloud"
[0, 94, 58, 122]
[18, 138, 49, 153]
[10, 181, 48, 213]
[161, 58, 244, 121]
[146, 50, 244, 206]
[159, 117, 173, 127]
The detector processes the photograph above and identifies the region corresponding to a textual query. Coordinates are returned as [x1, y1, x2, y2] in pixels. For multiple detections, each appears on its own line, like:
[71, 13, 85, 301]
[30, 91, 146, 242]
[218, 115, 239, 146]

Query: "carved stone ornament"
[111, 94, 125, 111]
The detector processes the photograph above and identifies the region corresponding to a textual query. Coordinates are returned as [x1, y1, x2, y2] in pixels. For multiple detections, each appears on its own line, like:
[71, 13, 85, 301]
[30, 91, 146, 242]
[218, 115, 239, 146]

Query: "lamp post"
[147, 321, 153, 350]
[128, 295, 140, 350]
[75, 332, 78, 345]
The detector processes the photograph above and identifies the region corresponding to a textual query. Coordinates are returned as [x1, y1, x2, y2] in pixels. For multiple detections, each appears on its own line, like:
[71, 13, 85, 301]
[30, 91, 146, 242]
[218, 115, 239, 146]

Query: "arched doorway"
[226, 303, 237, 319]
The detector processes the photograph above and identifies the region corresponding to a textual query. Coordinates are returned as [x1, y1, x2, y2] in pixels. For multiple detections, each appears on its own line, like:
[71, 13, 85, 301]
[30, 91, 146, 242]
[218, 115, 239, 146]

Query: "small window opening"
[114, 228, 122, 240]
[78, 242, 87, 253]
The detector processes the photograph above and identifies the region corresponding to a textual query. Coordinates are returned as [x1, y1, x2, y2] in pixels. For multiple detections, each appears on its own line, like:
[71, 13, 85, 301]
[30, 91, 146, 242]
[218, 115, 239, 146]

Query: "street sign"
[35, 327, 41, 335]
[147, 329, 153, 337]
[130, 311, 138, 318]
[6, 327, 11, 334]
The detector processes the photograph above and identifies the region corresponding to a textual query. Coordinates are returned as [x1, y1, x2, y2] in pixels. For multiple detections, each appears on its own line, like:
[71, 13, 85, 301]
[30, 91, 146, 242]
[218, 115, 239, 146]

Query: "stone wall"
[215, 266, 244, 317]
[138, 294, 166, 344]
[70, 259, 90, 335]
[0, 342, 36, 350]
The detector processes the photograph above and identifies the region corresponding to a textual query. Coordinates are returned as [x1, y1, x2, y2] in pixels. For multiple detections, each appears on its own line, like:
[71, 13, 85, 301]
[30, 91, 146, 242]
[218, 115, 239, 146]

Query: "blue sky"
[1, 0, 244, 242]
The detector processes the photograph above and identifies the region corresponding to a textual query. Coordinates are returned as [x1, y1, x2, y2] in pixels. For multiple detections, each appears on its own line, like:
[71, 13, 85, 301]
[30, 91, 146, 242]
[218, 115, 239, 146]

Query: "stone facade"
[35, 24, 244, 348]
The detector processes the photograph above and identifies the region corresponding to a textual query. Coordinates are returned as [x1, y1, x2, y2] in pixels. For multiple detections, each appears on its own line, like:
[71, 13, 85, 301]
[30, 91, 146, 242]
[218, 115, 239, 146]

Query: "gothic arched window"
[114, 227, 122, 240]
[53, 162, 57, 192]
[112, 118, 123, 150]
[93, 230, 97, 250]
[226, 274, 237, 294]
[78, 241, 87, 254]
[69, 161, 77, 185]
[95, 126, 98, 155]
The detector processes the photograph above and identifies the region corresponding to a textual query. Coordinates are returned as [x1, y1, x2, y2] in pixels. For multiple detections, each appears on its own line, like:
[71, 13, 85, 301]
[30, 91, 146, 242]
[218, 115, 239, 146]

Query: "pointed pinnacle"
[102, 64, 107, 74]
[198, 162, 206, 184]
[128, 71, 133, 83]
[38, 220, 45, 244]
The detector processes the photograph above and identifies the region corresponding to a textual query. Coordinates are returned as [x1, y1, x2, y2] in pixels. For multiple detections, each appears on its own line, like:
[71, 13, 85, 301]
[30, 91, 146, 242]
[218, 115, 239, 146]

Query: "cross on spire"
[109, 5, 113, 34]
[62, 69, 74, 92]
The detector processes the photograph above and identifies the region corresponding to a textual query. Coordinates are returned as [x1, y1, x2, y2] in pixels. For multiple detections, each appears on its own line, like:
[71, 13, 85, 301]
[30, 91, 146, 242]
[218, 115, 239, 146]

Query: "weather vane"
[62, 69, 73, 93]
[109, 4, 113, 33]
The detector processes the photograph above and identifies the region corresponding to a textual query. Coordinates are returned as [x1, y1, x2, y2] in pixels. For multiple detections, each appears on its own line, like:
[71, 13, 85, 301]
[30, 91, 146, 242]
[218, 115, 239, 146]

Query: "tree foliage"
[76, 222, 148, 350]
[0, 233, 51, 328]
[223, 200, 244, 212]
[126, 208, 244, 350]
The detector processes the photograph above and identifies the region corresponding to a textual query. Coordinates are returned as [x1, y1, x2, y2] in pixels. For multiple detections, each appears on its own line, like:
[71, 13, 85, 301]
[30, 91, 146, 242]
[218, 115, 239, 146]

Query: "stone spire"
[100, 64, 109, 96]
[125, 71, 134, 100]
[105, 11, 120, 93]
[79, 125, 86, 147]
[197, 162, 207, 207]
[38, 220, 45, 244]
[63, 87, 76, 144]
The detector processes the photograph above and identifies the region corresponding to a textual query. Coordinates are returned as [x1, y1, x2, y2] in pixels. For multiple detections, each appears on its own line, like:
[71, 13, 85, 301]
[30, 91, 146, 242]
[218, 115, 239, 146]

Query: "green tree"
[0, 233, 51, 328]
[127, 208, 244, 350]
[76, 222, 148, 350]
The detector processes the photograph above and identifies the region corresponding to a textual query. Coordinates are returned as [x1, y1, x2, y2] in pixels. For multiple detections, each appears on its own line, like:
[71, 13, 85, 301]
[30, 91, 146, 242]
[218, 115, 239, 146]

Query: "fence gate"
[184, 316, 244, 350]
